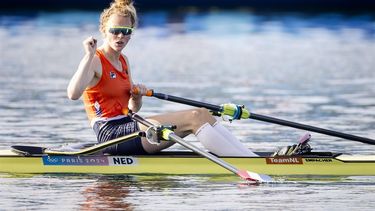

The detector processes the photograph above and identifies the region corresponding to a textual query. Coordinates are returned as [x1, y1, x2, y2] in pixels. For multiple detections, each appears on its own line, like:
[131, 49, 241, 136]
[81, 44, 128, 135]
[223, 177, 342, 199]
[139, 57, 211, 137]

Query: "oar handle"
[131, 87, 153, 97]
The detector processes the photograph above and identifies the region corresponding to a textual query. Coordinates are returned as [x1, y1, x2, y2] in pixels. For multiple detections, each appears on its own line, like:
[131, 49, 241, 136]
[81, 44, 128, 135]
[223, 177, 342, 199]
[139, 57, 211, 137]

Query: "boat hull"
[1, 150, 374, 176]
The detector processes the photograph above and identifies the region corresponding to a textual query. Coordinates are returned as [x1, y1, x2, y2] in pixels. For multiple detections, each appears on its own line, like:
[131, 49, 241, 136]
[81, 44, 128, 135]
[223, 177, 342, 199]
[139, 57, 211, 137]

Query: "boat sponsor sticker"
[42, 156, 138, 166]
[305, 158, 333, 162]
[266, 157, 303, 164]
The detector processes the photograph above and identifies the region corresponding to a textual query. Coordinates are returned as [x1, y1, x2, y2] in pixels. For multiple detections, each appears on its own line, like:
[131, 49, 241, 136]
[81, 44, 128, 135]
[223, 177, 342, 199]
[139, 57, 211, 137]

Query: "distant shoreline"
[1, 0, 375, 12]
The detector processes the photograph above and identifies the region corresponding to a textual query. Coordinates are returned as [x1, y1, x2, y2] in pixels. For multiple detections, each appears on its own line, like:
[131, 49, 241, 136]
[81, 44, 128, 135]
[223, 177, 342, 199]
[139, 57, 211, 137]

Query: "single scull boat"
[1, 148, 374, 175]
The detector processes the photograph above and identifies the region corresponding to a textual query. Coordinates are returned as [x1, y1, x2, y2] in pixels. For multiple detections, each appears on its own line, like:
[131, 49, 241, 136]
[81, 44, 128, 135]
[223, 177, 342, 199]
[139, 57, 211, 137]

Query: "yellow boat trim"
[1, 150, 375, 176]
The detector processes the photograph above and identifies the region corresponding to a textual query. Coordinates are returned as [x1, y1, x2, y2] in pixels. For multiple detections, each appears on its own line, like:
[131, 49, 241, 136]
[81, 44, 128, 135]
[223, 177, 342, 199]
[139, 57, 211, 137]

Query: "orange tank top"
[83, 49, 131, 124]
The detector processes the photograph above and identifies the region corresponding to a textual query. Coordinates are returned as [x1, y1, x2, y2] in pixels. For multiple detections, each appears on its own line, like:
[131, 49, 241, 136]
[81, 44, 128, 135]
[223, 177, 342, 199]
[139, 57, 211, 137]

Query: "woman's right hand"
[83, 36, 97, 55]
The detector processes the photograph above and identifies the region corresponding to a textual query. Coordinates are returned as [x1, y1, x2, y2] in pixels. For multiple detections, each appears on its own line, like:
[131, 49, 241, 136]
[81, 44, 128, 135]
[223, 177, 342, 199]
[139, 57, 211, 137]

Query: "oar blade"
[237, 170, 273, 183]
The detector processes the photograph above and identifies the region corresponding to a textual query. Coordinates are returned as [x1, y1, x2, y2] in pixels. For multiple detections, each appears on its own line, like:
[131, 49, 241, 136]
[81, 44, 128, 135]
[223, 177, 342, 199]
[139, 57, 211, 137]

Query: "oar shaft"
[152, 92, 222, 111]
[130, 113, 238, 175]
[168, 133, 239, 174]
[129, 96, 273, 182]
[250, 113, 375, 145]
[148, 90, 375, 145]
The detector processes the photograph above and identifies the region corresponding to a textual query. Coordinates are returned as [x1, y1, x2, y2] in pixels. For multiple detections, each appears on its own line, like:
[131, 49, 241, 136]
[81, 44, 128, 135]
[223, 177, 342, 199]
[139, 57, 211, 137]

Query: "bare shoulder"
[122, 53, 131, 73]
[122, 53, 130, 65]
[122, 53, 133, 84]
[91, 54, 103, 76]
[92, 54, 102, 70]
[85, 54, 103, 88]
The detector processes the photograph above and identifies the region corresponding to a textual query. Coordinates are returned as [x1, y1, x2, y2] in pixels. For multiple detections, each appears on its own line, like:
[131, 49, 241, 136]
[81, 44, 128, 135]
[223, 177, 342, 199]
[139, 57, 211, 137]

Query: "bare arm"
[129, 85, 144, 112]
[67, 37, 99, 100]
[126, 56, 145, 112]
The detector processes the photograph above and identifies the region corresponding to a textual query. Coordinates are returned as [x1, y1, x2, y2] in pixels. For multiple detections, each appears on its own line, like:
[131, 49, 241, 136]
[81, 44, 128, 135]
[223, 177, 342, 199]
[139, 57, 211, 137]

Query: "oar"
[130, 112, 273, 183]
[134, 88, 375, 145]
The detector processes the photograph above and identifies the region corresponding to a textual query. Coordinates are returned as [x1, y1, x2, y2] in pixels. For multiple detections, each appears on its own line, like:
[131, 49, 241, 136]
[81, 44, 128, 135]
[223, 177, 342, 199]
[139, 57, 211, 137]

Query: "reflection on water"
[0, 9, 375, 210]
[80, 176, 134, 210]
[1, 173, 375, 210]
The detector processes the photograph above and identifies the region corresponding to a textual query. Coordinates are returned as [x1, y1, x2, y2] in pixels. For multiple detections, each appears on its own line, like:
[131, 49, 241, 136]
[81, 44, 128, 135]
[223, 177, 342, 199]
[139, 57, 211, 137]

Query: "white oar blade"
[238, 170, 273, 183]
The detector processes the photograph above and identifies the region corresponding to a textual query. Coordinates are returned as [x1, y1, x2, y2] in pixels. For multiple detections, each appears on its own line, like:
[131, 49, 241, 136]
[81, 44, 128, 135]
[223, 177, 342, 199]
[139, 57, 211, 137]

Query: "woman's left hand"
[131, 84, 147, 99]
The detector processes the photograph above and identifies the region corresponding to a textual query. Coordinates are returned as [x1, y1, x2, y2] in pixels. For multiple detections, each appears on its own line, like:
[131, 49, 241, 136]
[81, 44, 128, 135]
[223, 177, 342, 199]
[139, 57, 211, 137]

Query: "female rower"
[67, 0, 257, 157]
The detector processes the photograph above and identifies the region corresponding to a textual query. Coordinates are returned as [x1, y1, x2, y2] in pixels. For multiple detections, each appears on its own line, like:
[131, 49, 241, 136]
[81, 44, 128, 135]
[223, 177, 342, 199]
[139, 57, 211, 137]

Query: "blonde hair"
[99, 0, 137, 34]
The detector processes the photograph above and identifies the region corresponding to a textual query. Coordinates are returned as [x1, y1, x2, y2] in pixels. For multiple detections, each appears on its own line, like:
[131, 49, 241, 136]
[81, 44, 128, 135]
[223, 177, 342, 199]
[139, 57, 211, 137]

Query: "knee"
[189, 108, 215, 130]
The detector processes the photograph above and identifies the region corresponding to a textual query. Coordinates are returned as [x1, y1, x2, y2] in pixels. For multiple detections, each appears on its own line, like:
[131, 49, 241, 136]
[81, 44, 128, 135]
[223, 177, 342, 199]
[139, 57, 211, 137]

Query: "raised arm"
[67, 36, 100, 100]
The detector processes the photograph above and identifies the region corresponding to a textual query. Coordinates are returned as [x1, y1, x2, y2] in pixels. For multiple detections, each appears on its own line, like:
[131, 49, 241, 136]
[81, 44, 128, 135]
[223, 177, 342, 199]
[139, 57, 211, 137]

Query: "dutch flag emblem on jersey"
[110, 71, 116, 79]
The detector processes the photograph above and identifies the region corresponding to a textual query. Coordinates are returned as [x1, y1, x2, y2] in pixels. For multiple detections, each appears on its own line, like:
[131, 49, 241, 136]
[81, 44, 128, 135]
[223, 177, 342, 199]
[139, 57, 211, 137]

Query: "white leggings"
[196, 122, 258, 157]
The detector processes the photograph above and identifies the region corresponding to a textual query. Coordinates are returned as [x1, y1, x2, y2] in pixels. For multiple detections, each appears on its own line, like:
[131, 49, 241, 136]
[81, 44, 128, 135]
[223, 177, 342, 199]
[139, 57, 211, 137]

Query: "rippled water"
[1, 9, 375, 210]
